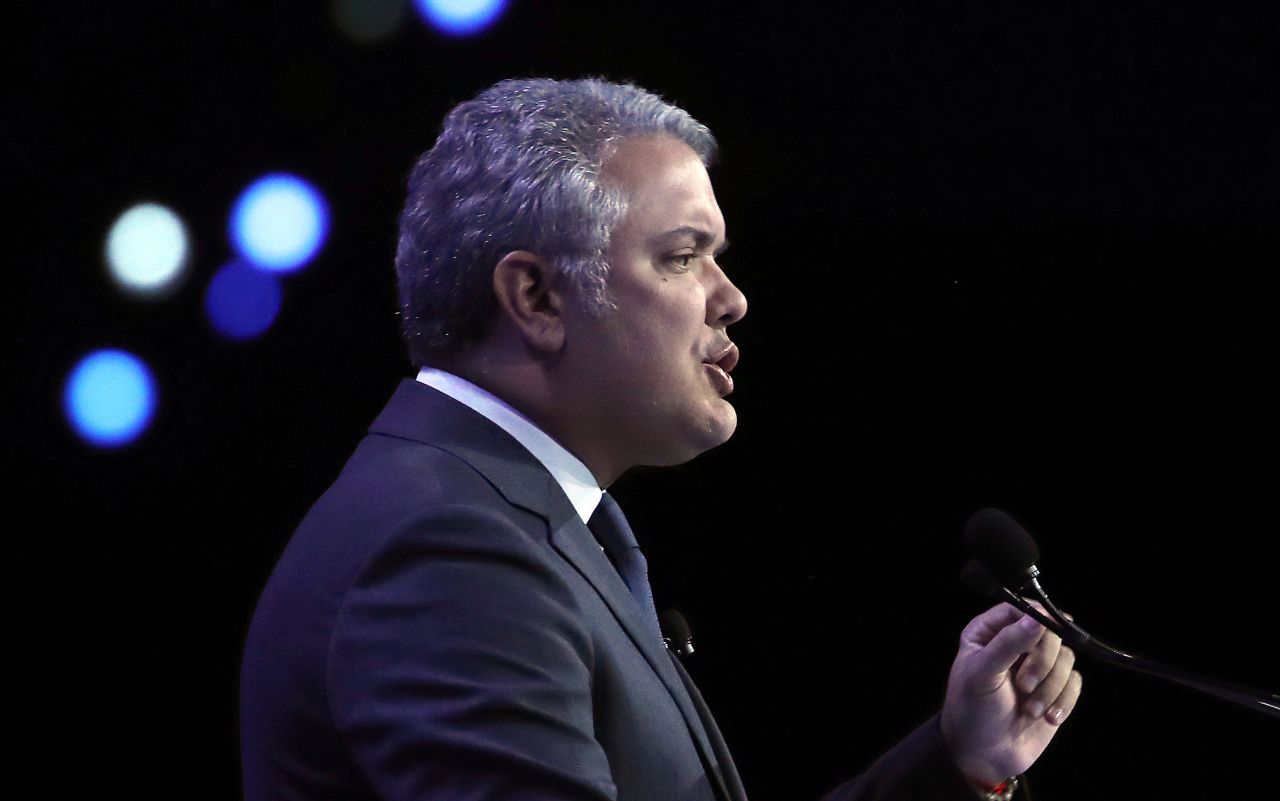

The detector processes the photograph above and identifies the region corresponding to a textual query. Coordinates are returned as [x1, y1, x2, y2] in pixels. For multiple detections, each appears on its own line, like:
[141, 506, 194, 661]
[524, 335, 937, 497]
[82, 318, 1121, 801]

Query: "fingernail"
[1047, 706, 1064, 724]
[1026, 701, 1046, 719]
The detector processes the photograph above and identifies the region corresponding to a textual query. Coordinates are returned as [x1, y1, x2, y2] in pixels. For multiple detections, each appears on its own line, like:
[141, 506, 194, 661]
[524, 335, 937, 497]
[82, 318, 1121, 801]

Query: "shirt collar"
[415, 368, 602, 524]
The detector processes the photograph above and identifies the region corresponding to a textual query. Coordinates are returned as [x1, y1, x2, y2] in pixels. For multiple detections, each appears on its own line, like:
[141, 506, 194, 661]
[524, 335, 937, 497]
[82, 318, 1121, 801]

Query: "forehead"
[601, 135, 724, 242]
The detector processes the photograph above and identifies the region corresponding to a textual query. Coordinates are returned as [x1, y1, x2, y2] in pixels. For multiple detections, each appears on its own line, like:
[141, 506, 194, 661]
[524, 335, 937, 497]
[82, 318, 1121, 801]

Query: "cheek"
[607, 285, 708, 387]
[618, 331, 694, 401]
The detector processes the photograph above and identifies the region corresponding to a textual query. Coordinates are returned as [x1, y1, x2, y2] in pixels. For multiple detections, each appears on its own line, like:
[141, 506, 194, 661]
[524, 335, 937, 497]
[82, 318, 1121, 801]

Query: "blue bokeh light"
[414, 0, 506, 36]
[63, 349, 159, 448]
[204, 262, 284, 341]
[230, 173, 329, 272]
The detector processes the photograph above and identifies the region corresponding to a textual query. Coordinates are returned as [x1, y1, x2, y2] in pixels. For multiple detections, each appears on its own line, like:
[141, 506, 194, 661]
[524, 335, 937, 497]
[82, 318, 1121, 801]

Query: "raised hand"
[939, 603, 1083, 789]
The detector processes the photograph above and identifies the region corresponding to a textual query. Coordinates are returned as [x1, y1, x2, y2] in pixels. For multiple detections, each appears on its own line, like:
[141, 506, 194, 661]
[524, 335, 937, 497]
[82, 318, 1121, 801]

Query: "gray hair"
[394, 77, 717, 367]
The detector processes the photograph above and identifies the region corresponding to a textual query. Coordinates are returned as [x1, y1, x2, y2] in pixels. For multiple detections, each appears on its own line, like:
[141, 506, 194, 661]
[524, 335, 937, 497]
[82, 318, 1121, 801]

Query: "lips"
[710, 342, 739, 373]
[703, 342, 739, 395]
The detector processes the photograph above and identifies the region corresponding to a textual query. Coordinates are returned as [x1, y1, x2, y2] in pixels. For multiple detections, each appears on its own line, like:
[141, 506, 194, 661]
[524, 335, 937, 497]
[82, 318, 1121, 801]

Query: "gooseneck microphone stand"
[960, 508, 1279, 722]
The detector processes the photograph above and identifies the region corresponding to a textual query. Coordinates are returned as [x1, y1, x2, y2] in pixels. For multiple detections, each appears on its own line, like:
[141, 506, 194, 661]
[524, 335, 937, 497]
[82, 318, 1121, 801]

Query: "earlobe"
[491, 250, 566, 353]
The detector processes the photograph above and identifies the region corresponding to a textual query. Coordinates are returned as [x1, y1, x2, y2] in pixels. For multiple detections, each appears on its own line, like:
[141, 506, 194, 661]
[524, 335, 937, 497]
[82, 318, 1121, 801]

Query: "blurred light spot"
[64, 349, 158, 448]
[204, 262, 284, 341]
[230, 173, 329, 272]
[105, 203, 191, 297]
[332, 0, 406, 43]
[414, 0, 506, 36]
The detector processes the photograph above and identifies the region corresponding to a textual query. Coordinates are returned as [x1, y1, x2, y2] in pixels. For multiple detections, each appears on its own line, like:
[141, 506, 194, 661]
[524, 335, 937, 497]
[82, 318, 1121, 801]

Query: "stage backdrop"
[14, 2, 1276, 798]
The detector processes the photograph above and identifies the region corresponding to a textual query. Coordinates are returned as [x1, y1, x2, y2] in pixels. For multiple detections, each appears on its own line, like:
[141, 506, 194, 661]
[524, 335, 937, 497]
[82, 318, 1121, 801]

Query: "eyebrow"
[655, 226, 730, 256]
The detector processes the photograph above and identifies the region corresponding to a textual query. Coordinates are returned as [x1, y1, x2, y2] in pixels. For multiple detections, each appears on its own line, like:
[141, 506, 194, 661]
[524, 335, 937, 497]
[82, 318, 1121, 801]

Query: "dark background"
[13, 1, 1277, 798]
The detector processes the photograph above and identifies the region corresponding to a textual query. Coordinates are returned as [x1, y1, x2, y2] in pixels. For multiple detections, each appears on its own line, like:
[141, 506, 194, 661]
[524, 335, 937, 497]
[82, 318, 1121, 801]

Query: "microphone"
[960, 557, 1067, 637]
[661, 609, 695, 656]
[963, 508, 1041, 589]
[964, 509, 1106, 653]
[962, 507, 1280, 720]
[959, 558, 1004, 599]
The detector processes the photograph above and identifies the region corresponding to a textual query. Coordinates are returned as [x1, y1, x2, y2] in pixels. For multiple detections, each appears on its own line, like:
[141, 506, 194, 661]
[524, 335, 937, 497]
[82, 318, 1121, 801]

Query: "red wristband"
[980, 776, 1018, 800]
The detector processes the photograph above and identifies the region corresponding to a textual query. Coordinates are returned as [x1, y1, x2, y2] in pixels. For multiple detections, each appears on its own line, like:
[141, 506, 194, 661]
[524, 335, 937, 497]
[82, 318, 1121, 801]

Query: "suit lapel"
[549, 519, 733, 801]
[370, 379, 735, 800]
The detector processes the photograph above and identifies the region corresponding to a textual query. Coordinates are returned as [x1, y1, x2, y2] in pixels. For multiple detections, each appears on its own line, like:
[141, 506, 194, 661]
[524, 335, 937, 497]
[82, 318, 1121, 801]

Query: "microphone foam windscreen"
[660, 609, 692, 643]
[964, 507, 1041, 584]
[960, 558, 1003, 598]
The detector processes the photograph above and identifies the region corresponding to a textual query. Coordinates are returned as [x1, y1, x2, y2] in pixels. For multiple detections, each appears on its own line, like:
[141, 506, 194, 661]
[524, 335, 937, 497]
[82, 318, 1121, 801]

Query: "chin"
[636, 401, 739, 468]
[709, 404, 738, 444]
[689, 403, 739, 455]
[637, 424, 734, 470]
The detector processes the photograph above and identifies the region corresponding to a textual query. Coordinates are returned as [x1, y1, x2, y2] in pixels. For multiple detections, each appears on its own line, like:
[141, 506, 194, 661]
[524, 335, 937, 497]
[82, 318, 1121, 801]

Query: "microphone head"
[660, 609, 694, 655]
[964, 507, 1041, 587]
[660, 609, 693, 643]
[960, 558, 1003, 598]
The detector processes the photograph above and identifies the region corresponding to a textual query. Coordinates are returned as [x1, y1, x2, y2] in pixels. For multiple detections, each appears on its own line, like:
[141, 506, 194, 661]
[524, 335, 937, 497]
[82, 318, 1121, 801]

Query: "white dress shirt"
[416, 367, 603, 524]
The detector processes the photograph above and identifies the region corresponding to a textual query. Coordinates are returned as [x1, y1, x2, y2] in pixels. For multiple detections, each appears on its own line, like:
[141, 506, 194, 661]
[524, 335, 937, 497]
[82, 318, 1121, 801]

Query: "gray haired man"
[241, 77, 1080, 801]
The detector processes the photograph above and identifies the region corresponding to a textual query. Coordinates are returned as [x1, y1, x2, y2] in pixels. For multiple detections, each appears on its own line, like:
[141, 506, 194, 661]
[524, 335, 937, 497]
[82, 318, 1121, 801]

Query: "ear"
[491, 250, 566, 353]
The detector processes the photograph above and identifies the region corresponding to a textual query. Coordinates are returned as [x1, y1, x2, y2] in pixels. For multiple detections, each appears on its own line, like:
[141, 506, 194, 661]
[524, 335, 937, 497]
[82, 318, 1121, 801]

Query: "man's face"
[561, 135, 748, 479]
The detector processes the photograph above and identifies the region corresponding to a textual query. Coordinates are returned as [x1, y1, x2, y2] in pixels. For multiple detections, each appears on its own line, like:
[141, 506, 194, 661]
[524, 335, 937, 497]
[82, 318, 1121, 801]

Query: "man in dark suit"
[241, 77, 1081, 801]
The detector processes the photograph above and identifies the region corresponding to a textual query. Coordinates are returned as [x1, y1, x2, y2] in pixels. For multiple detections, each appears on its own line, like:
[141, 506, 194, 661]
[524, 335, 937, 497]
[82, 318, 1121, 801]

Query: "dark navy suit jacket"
[241, 379, 980, 801]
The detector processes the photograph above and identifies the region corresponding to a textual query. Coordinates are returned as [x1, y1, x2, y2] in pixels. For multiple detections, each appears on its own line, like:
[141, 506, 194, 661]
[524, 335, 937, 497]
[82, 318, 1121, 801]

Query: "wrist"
[939, 731, 1004, 790]
[976, 776, 1019, 800]
[938, 717, 1012, 794]
[955, 762, 1006, 792]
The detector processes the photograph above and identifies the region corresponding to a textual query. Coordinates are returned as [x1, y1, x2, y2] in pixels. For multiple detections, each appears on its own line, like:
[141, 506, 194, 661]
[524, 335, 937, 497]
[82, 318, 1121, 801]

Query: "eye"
[668, 253, 695, 271]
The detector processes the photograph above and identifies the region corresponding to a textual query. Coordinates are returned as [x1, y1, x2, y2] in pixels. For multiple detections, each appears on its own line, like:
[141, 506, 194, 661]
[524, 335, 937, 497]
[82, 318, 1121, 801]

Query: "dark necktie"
[588, 492, 663, 642]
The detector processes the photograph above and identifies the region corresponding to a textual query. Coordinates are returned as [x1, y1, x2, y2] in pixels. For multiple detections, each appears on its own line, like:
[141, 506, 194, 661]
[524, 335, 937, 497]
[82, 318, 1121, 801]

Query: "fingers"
[1044, 669, 1083, 725]
[968, 612, 1048, 683]
[959, 601, 1029, 648]
[1021, 643, 1074, 720]
[1015, 626, 1063, 697]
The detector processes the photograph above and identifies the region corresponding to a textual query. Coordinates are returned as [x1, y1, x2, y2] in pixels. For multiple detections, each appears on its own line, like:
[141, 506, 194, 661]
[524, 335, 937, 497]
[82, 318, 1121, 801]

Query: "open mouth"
[703, 343, 739, 395]
[710, 342, 739, 373]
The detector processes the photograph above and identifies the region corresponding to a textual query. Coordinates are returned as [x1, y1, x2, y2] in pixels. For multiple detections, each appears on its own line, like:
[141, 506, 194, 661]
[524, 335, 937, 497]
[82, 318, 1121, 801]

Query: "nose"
[707, 263, 747, 327]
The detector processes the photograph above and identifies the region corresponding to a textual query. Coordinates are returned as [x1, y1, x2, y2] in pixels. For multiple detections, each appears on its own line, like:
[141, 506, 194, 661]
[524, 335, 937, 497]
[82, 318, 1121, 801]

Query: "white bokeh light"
[104, 203, 191, 297]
